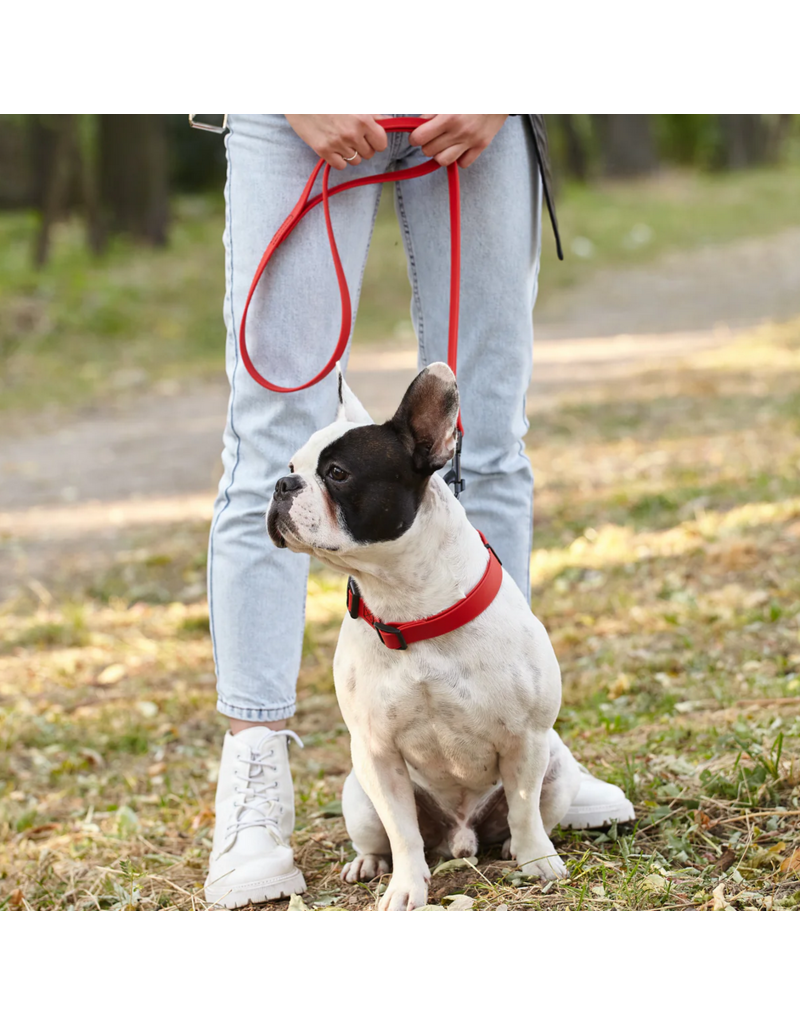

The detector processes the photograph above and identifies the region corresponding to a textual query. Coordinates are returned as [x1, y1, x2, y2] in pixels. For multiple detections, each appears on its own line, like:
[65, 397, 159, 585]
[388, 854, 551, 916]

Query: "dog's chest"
[335, 638, 520, 792]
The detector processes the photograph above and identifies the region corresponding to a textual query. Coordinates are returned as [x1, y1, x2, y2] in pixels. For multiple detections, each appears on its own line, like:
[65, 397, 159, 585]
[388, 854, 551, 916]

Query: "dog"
[267, 363, 580, 910]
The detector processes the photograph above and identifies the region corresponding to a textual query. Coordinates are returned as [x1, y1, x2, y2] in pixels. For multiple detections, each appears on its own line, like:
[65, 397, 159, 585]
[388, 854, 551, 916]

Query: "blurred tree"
[98, 115, 169, 245]
[716, 114, 793, 169]
[593, 115, 658, 177]
[32, 115, 102, 267]
[554, 114, 589, 182]
[167, 114, 227, 192]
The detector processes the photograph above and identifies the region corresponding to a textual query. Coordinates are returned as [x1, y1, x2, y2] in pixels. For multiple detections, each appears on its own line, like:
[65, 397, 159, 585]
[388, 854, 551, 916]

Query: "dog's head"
[267, 362, 459, 559]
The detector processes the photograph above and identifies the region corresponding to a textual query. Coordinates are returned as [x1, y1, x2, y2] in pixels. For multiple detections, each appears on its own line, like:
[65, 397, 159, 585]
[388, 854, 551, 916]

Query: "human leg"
[392, 116, 538, 595]
[205, 115, 388, 905]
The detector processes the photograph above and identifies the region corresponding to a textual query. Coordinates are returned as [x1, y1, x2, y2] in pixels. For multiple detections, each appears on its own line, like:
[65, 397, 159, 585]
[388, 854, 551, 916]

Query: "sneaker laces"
[226, 730, 303, 842]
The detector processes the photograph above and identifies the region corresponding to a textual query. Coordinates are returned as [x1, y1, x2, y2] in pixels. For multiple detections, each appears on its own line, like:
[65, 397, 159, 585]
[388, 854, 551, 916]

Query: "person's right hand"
[285, 115, 388, 170]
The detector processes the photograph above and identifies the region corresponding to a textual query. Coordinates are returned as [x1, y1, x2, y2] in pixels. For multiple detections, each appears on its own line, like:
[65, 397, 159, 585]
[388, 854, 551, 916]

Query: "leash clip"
[188, 114, 228, 134]
[444, 428, 465, 500]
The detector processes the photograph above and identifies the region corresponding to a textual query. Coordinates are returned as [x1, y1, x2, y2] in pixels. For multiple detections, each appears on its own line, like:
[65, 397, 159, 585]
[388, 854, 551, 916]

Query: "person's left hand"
[408, 115, 508, 168]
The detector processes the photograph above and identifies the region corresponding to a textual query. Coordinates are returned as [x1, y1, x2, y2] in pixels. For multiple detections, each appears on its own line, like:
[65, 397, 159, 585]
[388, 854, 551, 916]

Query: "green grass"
[539, 164, 800, 290]
[1, 319, 799, 910]
[3, 164, 800, 419]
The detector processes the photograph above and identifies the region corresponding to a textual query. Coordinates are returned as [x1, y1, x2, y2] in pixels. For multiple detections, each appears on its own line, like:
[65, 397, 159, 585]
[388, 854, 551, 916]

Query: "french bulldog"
[267, 363, 580, 911]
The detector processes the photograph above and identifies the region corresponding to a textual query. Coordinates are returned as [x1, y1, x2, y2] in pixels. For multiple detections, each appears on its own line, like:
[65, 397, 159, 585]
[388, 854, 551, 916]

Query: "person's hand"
[285, 115, 388, 170]
[409, 115, 508, 168]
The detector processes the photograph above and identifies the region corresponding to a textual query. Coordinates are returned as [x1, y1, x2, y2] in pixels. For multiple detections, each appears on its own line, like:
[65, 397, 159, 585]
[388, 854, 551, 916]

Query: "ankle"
[229, 718, 288, 735]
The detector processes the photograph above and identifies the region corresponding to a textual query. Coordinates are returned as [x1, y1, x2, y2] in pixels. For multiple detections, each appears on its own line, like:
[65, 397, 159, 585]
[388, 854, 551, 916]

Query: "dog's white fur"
[269, 364, 580, 910]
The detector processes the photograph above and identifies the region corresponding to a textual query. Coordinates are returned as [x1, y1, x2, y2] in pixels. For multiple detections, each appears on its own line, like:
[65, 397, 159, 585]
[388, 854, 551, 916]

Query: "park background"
[1, 114, 799, 911]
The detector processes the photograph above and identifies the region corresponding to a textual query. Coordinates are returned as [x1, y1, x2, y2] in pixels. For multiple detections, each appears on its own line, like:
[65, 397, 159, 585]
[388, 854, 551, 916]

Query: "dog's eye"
[289, 463, 295, 473]
[327, 465, 348, 482]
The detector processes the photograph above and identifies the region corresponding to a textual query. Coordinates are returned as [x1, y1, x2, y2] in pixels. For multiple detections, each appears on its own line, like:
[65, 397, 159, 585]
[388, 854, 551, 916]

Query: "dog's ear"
[335, 364, 372, 425]
[391, 362, 459, 476]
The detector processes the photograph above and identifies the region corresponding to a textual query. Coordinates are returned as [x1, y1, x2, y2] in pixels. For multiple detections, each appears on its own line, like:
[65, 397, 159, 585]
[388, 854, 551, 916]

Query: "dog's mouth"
[266, 506, 291, 549]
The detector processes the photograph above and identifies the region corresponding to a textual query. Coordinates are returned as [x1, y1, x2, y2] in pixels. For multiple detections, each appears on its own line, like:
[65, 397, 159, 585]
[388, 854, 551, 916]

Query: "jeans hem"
[216, 699, 297, 722]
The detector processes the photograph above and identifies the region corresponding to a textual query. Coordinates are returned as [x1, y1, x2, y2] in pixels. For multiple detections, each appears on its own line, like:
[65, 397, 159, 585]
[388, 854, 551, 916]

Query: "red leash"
[238, 117, 463, 434]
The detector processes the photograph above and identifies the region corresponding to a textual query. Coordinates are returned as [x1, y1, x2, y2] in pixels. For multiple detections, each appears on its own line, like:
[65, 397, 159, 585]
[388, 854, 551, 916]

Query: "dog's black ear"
[390, 363, 459, 476]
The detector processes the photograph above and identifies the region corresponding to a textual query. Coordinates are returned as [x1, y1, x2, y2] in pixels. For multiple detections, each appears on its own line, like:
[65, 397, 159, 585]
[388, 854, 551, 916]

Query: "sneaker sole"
[558, 798, 636, 831]
[205, 868, 307, 909]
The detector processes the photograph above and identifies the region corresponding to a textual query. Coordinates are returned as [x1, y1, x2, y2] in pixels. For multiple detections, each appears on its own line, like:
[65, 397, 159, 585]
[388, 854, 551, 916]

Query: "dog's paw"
[341, 853, 390, 884]
[378, 874, 429, 912]
[505, 837, 567, 880]
[515, 848, 568, 881]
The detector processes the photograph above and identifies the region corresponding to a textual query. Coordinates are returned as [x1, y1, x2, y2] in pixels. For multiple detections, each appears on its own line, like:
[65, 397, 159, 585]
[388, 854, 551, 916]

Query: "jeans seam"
[351, 182, 384, 332]
[208, 122, 241, 678]
[394, 181, 427, 364]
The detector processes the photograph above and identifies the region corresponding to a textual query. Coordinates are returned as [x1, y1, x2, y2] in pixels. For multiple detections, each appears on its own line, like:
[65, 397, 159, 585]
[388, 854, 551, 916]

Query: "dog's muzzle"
[267, 475, 305, 548]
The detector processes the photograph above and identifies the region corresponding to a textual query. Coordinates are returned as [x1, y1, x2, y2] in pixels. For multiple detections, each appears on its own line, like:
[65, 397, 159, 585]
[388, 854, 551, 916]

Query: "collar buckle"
[346, 577, 361, 619]
[374, 622, 408, 651]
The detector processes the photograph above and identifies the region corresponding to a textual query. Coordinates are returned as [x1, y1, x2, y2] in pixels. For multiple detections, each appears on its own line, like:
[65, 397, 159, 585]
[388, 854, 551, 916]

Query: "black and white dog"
[267, 363, 580, 910]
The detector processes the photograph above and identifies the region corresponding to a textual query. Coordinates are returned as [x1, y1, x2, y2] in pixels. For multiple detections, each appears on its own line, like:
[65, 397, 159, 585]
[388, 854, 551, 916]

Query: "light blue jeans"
[209, 115, 542, 722]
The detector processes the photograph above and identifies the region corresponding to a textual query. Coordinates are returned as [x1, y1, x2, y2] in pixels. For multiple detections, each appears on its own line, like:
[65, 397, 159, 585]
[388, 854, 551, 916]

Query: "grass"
[2, 319, 799, 910]
[2, 163, 800, 418]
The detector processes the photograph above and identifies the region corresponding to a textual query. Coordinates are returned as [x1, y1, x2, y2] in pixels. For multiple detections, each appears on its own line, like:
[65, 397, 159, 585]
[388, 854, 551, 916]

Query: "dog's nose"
[274, 474, 304, 499]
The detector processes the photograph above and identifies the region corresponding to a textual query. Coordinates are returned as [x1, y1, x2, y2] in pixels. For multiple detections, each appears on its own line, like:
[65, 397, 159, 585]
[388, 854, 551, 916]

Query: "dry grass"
[2, 321, 800, 910]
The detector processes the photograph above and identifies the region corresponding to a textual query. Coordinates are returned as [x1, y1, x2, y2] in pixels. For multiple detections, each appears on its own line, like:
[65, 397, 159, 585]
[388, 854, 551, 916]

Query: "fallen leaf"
[494, 904, 509, 912]
[96, 663, 126, 685]
[432, 857, 478, 876]
[714, 848, 736, 873]
[79, 748, 105, 768]
[642, 873, 667, 892]
[313, 800, 343, 819]
[414, 905, 446, 911]
[287, 894, 310, 911]
[711, 883, 730, 911]
[694, 810, 712, 829]
[136, 701, 159, 718]
[10, 889, 23, 908]
[191, 808, 215, 830]
[444, 894, 474, 911]
[590, 884, 605, 897]
[779, 848, 800, 876]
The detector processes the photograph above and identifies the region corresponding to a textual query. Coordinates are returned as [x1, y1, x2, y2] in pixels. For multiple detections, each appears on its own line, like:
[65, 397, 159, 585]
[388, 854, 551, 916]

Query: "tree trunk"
[33, 114, 78, 267]
[593, 115, 658, 178]
[98, 115, 169, 245]
[717, 115, 770, 169]
[557, 114, 589, 182]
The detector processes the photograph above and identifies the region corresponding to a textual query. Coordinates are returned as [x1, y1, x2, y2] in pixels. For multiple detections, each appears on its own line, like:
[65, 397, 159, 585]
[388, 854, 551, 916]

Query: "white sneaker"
[558, 765, 636, 830]
[204, 727, 307, 909]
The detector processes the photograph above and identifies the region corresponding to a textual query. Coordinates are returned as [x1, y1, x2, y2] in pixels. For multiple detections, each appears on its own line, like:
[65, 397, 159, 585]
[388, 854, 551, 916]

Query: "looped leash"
[239, 117, 464, 488]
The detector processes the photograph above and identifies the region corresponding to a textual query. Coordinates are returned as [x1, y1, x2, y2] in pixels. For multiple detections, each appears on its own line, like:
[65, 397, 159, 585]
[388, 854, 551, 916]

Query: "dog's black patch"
[317, 423, 428, 544]
[317, 367, 460, 545]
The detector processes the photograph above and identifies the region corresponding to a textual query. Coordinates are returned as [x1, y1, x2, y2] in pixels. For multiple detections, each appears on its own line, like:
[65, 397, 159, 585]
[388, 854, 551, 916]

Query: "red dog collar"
[346, 531, 502, 651]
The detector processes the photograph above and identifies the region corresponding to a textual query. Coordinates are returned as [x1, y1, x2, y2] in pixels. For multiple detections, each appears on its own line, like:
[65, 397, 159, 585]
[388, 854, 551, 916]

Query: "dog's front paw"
[506, 838, 568, 880]
[378, 873, 429, 911]
[341, 853, 391, 883]
[515, 848, 567, 881]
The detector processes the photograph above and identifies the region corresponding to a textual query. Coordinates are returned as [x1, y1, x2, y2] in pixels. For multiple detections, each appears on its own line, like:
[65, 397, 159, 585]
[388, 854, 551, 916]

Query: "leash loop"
[239, 118, 463, 441]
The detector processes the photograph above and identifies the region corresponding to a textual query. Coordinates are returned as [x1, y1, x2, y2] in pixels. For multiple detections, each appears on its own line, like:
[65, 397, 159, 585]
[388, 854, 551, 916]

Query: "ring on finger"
[343, 150, 359, 162]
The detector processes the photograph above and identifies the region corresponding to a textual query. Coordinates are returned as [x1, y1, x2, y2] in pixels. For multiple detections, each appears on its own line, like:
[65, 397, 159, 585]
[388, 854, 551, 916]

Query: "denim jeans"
[209, 115, 542, 722]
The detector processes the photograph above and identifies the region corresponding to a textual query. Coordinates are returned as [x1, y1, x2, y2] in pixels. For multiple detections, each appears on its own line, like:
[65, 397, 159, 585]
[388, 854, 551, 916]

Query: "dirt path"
[3, 227, 800, 599]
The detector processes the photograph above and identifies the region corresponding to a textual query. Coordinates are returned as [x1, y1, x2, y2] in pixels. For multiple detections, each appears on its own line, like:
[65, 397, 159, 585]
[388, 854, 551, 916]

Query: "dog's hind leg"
[540, 730, 581, 834]
[340, 770, 392, 883]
